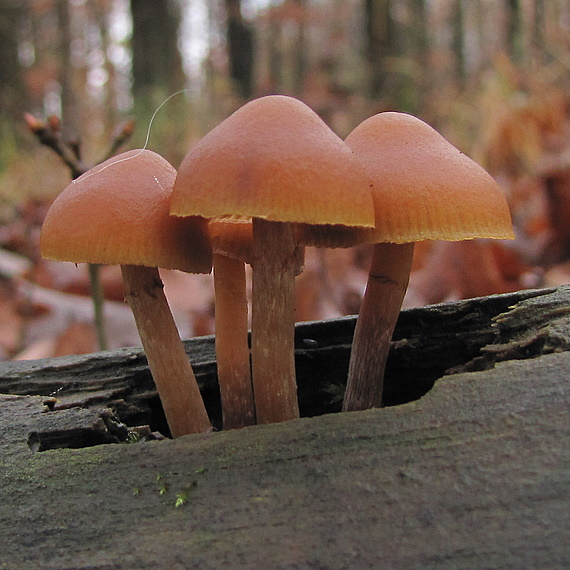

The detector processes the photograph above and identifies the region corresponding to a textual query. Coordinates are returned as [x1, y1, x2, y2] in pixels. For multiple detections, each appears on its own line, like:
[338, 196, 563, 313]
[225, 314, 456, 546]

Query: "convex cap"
[41, 149, 212, 273]
[170, 95, 375, 228]
[344, 112, 514, 244]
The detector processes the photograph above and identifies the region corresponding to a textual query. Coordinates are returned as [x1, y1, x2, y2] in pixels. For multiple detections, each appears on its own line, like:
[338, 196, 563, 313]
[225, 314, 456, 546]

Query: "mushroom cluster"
[171, 95, 375, 426]
[40, 96, 513, 438]
[40, 150, 213, 437]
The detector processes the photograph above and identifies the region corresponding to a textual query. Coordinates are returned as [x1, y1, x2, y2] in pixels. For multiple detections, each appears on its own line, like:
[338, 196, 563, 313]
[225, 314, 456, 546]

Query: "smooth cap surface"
[344, 112, 515, 244]
[41, 149, 212, 273]
[170, 95, 375, 228]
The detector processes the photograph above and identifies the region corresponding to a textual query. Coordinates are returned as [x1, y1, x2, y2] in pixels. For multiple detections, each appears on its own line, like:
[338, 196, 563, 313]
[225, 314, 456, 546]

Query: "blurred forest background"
[0, 0, 569, 361]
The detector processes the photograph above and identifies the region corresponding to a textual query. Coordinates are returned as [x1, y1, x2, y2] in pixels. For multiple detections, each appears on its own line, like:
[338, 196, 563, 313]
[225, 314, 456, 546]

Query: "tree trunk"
[54, 1, 81, 141]
[130, 0, 184, 96]
[268, 17, 283, 92]
[450, 0, 465, 87]
[410, 0, 428, 110]
[225, 0, 255, 99]
[0, 0, 27, 153]
[365, 0, 395, 101]
[291, 0, 307, 96]
[129, 0, 187, 163]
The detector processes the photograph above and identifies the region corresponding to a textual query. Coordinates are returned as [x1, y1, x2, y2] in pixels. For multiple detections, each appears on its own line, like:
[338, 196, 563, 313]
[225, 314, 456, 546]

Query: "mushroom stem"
[213, 253, 255, 429]
[121, 264, 212, 437]
[343, 242, 415, 411]
[251, 218, 303, 424]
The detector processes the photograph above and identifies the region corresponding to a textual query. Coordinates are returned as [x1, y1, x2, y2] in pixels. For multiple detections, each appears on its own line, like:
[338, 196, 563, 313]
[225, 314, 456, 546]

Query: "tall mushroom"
[40, 149, 213, 437]
[342, 112, 514, 411]
[171, 95, 374, 424]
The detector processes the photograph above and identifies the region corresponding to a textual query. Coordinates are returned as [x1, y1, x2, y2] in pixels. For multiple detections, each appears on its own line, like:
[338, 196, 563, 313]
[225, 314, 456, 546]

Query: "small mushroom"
[40, 149, 213, 437]
[208, 217, 313, 429]
[171, 95, 374, 424]
[209, 218, 255, 429]
[342, 112, 515, 411]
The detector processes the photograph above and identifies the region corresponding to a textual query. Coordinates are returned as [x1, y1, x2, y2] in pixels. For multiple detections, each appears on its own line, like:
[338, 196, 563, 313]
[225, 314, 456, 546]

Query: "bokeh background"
[0, 0, 568, 360]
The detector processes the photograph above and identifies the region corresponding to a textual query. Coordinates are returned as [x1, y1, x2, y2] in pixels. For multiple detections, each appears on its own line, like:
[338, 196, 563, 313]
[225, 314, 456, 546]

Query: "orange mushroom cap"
[209, 218, 254, 266]
[170, 95, 375, 228]
[40, 149, 212, 273]
[342, 112, 515, 244]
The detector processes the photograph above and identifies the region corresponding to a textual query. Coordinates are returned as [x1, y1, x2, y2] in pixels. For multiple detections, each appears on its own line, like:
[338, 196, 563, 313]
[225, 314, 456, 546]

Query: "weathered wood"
[1, 348, 569, 567]
[1, 286, 570, 567]
[1, 286, 568, 448]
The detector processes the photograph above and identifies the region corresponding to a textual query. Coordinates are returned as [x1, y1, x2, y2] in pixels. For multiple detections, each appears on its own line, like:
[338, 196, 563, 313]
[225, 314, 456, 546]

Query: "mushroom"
[170, 95, 374, 424]
[40, 149, 213, 437]
[209, 217, 314, 429]
[341, 112, 515, 411]
[208, 218, 255, 429]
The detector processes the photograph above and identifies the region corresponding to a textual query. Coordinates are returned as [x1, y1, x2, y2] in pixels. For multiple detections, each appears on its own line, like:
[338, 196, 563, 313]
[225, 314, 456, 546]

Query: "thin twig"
[100, 119, 136, 163]
[24, 113, 88, 180]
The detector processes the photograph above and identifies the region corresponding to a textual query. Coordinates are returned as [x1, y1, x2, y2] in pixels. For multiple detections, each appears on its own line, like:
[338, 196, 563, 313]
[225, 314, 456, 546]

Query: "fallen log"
[1, 287, 569, 567]
[2, 286, 567, 442]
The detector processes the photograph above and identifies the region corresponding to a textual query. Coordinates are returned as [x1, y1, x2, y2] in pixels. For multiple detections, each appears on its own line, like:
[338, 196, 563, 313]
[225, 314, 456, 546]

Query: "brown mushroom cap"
[40, 149, 212, 273]
[342, 112, 515, 244]
[170, 95, 375, 228]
